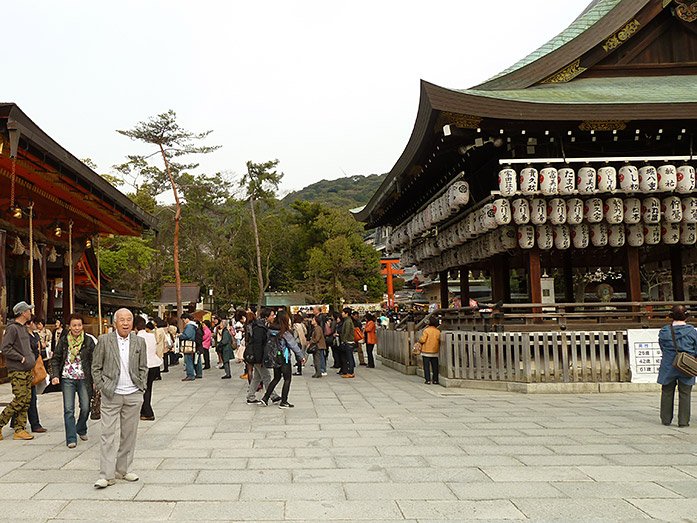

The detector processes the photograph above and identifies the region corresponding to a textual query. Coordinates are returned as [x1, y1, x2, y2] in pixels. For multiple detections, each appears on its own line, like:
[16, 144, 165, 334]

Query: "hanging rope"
[28, 202, 34, 307]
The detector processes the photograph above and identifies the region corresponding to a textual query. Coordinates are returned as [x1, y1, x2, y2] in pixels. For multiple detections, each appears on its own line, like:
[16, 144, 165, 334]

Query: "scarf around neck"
[68, 332, 84, 363]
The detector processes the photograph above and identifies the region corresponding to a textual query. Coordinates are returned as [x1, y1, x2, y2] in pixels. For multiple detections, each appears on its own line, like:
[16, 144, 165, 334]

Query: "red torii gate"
[380, 258, 404, 309]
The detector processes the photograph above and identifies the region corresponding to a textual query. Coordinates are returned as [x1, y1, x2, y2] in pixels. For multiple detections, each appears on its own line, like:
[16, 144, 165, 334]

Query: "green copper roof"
[485, 0, 623, 83]
[462, 75, 696, 105]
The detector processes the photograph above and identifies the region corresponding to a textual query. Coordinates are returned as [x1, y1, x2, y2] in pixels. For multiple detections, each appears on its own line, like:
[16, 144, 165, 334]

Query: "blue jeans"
[62, 378, 90, 444]
[319, 349, 327, 373]
[184, 353, 202, 379]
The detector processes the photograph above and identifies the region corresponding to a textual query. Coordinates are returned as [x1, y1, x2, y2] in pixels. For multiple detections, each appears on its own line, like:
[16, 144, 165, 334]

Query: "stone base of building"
[435, 376, 661, 394]
[379, 357, 416, 375]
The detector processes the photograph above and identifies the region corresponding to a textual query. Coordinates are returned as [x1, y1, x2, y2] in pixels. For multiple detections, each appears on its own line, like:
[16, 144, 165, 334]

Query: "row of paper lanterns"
[408, 221, 697, 275]
[498, 163, 696, 196]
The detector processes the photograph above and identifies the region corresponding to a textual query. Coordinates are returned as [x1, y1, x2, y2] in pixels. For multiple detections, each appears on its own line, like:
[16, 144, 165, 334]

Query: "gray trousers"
[661, 380, 692, 426]
[246, 364, 280, 401]
[99, 391, 143, 480]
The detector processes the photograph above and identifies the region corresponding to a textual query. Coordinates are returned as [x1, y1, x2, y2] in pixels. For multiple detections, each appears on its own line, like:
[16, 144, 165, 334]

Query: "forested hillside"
[282, 173, 387, 209]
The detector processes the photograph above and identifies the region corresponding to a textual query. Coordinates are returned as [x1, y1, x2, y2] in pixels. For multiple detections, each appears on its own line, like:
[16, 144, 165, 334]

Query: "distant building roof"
[154, 283, 201, 306]
[263, 292, 314, 307]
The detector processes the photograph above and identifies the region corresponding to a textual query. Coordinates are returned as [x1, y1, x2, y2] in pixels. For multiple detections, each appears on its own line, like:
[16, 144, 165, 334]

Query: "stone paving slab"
[3, 359, 697, 520]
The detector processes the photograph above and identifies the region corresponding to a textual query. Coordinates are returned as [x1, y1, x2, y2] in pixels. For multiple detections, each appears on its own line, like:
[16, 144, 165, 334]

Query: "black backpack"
[263, 331, 285, 369]
[195, 323, 204, 353]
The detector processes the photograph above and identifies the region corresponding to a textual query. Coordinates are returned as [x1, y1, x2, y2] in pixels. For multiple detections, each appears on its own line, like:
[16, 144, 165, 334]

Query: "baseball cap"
[12, 301, 34, 315]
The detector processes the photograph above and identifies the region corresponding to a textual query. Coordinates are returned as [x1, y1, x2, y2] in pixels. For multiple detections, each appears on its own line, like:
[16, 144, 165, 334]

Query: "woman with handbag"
[308, 315, 327, 378]
[418, 316, 441, 385]
[658, 305, 697, 427]
[50, 313, 96, 447]
[218, 320, 235, 379]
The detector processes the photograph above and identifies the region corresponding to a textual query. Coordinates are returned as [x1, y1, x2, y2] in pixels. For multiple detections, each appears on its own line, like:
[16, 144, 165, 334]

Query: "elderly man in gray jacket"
[92, 308, 147, 489]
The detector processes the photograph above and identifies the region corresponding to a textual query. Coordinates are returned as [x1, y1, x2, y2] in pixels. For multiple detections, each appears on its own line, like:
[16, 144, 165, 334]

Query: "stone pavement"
[1, 359, 697, 521]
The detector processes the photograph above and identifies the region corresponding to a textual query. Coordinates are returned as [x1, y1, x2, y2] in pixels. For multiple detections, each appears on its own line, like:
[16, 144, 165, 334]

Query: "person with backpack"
[261, 310, 304, 408]
[245, 308, 282, 405]
[179, 313, 200, 382]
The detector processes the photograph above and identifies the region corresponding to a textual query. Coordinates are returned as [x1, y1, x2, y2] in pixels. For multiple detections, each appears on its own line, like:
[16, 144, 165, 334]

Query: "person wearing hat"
[0, 301, 37, 441]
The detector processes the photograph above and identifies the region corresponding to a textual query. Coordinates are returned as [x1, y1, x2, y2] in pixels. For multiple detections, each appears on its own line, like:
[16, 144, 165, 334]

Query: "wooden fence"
[441, 330, 629, 383]
[377, 328, 416, 372]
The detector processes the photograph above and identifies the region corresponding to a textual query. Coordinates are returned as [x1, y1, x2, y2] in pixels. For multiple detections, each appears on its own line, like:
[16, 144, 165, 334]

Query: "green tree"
[116, 110, 220, 321]
[239, 159, 283, 307]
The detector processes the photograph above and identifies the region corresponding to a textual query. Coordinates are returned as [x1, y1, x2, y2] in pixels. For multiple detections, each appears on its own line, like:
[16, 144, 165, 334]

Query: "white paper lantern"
[500, 226, 517, 249]
[680, 222, 697, 245]
[517, 225, 535, 249]
[658, 164, 677, 192]
[548, 198, 567, 225]
[577, 166, 597, 195]
[571, 223, 589, 248]
[566, 198, 584, 225]
[590, 222, 608, 247]
[519, 167, 539, 195]
[641, 197, 661, 223]
[662, 223, 680, 245]
[448, 181, 470, 212]
[498, 168, 517, 196]
[493, 198, 512, 225]
[662, 196, 683, 223]
[643, 223, 661, 245]
[604, 197, 624, 224]
[677, 164, 696, 194]
[608, 224, 625, 247]
[536, 224, 553, 250]
[530, 198, 547, 225]
[682, 197, 697, 223]
[639, 165, 658, 192]
[539, 166, 558, 195]
[481, 203, 497, 231]
[626, 224, 644, 247]
[512, 198, 530, 224]
[553, 225, 571, 250]
[584, 198, 603, 223]
[618, 164, 640, 192]
[557, 167, 576, 195]
[423, 207, 433, 230]
[597, 166, 617, 193]
[623, 198, 641, 224]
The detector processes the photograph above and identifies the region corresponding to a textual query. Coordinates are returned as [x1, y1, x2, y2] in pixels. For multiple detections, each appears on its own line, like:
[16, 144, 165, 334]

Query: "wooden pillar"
[528, 249, 542, 314]
[0, 230, 6, 326]
[670, 246, 685, 302]
[625, 246, 642, 310]
[439, 271, 449, 309]
[491, 255, 511, 303]
[33, 243, 48, 321]
[62, 254, 73, 323]
[459, 266, 470, 307]
[563, 251, 575, 306]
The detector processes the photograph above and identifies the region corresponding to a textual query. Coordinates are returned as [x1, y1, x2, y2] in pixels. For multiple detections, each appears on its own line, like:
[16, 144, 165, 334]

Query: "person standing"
[292, 314, 307, 376]
[339, 308, 356, 378]
[0, 302, 36, 441]
[202, 319, 213, 370]
[261, 310, 305, 408]
[136, 318, 161, 421]
[245, 308, 281, 405]
[308, 315, 327, 378]
[218, 320, 234, 379]
[154, 319, 169, 373]
[364, 313, 377, 368]
[658, 305, 697, 427]
[50, 313, 95, 448]
[91, 308, 148, 488]
[179, 313, 199, 381]
[14, 317, 47, 434]
[419, 316, 441, 385]
[52, 319, 64, 353]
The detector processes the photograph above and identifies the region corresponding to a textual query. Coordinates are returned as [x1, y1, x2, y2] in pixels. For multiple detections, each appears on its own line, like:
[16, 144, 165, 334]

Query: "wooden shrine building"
[355, 1, 697, 388]
[0, 103, 156, 326]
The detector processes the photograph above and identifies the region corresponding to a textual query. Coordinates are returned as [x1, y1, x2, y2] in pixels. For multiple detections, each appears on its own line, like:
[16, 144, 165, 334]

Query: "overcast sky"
[5, 1, 590, 195]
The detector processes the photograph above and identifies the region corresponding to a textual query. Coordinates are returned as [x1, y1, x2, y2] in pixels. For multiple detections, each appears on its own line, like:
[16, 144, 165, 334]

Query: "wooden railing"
[376, 328, 416, 371]
[441, 330, 629, 383]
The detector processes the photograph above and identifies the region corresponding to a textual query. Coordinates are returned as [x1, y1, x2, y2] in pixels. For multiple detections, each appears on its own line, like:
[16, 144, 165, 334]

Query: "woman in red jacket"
[364, 313, 377, 368]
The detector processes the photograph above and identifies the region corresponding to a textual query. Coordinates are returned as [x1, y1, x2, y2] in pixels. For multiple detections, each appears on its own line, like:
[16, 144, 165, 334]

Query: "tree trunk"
[249, 197, 265, 308]
[160, 145, 183, 327]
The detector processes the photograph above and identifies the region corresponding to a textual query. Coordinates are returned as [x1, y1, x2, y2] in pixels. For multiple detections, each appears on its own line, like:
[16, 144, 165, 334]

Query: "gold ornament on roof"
[674, 0, 697, 22]
[436, 112, 482, 131]
[541, 59, 587, 84]
[12, 237, 26, 256]
[578, 120, 628, 131]
[603, 19, 641, 52]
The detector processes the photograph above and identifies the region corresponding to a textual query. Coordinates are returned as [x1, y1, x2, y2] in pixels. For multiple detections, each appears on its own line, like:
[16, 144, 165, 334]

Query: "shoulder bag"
[671, 325, 697, 377]
[32, 354, 48, 386]
[181, 340, 196, 354]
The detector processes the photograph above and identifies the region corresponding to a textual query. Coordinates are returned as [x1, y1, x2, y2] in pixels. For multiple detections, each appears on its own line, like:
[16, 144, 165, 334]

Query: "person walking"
[92, 308, 148, 489]
[136, 318, 161, 421]
[658, 304, 697, 427]
[339, 308, 356, 378]
[179, 313, 199, 382]
[245, 308, 281, 405]
[419, 316, 441, 385]
[261, 310, 304, 408]
[16, 317, 47, 434]
[308, 315, 327, 378]
[0, 302, 36, 441]
[218, 320, 234, 379]
[364, 313, 377, 368]
[50, 313, 95, 448]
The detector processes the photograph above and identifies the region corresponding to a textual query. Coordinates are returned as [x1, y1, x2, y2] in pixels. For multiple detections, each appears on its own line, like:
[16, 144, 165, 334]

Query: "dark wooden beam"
[528, 249, 542, 315]
[671, 246, 685, 302]
[0, 229, 6, 325]
[563, 251, 575, 307]
[439, 271, 449, 309]
[625, 246, 642, 312]
[459, 266, 470, 306]
[491, 255, 511, 302]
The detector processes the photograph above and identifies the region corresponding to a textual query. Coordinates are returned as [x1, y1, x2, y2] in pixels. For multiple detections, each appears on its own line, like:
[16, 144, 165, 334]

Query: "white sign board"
[627, 328, 662, 383]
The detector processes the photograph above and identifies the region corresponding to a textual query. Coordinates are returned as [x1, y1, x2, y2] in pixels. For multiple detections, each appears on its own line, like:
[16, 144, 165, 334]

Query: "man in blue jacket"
[180, 314, 199, 381]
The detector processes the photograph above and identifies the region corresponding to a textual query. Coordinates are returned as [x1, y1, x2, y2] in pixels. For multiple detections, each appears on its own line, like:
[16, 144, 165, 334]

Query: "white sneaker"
[94, 478, 115, 488]
[321, 372, 328, 376]
[116, 472, 139, 482]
